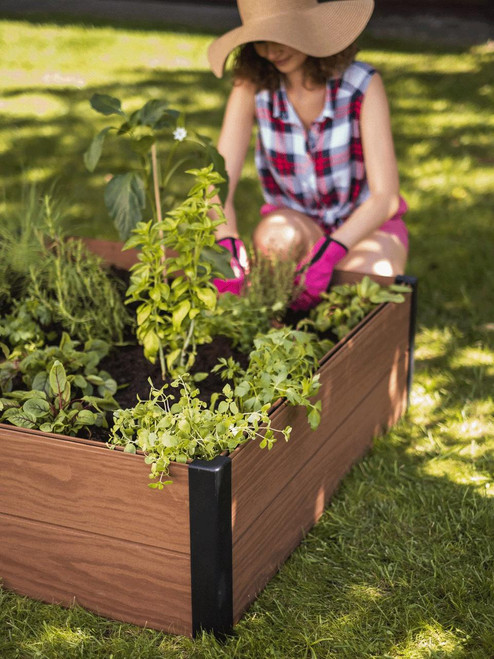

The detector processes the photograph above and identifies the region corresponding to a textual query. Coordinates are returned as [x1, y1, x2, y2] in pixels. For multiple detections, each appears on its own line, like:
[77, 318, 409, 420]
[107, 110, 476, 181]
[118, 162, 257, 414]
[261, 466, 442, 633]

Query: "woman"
[209, 0, 408, 309]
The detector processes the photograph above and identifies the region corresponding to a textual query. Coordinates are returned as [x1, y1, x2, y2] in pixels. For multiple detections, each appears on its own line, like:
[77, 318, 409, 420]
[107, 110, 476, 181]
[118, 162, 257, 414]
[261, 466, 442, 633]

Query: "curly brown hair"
[232, 42, 359, 91]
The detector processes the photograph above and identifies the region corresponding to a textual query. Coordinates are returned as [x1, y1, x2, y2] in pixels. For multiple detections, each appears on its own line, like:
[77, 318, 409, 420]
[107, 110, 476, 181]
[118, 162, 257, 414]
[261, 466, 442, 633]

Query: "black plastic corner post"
[395, 274, 418, 407]
[189, 455, 233, 638]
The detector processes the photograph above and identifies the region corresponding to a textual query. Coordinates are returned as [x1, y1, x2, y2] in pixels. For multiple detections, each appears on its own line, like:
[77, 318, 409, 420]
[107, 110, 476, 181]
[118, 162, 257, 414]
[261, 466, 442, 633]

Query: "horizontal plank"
[231, 298, 411, 542]
[0, 427, 190, 554]
[232, 362, 408, 620]
[0, 512, 192, 636]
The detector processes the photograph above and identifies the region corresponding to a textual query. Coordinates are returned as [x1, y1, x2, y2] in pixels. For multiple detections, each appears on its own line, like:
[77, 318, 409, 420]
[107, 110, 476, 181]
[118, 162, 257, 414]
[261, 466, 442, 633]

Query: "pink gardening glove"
[291, 237, 348, 311]
[213, 237, 249, 296]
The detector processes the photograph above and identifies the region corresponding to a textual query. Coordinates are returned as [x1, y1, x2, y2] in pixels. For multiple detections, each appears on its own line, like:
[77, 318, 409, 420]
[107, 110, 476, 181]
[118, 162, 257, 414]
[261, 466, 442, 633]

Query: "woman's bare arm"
[331, 73, 401, 249]
[214, 79, 256, 239]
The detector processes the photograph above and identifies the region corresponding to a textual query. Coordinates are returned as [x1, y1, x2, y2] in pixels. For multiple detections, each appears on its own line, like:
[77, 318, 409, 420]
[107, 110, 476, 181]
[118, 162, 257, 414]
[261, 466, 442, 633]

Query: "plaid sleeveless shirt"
[254, 61, 376, 230]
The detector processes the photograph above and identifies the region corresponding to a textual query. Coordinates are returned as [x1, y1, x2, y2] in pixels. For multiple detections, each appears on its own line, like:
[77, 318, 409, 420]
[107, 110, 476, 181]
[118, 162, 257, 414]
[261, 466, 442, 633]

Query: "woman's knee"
[253, 209, 323, 261]
[337, 231, 407, 277]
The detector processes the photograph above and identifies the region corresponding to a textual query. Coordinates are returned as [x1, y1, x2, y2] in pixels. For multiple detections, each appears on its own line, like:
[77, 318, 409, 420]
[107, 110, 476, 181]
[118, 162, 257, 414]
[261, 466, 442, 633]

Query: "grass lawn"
[1, 13, 494, 659]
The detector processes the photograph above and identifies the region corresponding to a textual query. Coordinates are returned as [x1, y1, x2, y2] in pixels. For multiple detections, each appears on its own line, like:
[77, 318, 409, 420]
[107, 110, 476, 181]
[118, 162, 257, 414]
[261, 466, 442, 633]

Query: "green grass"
[1, 14, 494, 659]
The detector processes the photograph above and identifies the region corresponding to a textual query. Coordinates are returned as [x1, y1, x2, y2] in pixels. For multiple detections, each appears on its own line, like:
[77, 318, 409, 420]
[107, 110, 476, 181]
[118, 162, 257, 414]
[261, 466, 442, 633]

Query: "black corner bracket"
[395, 274, 418, 407]
[189, 455, 233, 638]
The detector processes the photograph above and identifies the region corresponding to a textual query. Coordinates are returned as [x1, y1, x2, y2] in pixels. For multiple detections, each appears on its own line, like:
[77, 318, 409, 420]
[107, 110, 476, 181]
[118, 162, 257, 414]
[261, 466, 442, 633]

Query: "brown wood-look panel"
[232, 364, 408, 621]
[0, 513, 192, 636]
[81, 237, 139, 269]
[231, 299, 410, 543]
[0, 427, 190, 554]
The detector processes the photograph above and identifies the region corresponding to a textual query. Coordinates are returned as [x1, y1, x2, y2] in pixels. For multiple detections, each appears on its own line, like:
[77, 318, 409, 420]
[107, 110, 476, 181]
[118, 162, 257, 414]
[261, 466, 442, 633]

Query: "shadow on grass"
[238, 416, 494, 656]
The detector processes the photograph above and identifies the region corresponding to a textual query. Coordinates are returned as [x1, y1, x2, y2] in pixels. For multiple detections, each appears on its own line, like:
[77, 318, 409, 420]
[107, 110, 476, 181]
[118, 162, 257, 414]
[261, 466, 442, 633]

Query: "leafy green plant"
[299, 276, 411, 339]
[18, 333, 117, 397]
[208, 251, 298, 353]
[124, 166, 227, 379]
[0, 331, 117, 396]
[0, 299, 51, 353]
[109, 325, 329, 488]
[109, 377, 290, 489]
[84, 93, 228, 241]
[0, 360, 117, 436]
[213, 327, 331, 431]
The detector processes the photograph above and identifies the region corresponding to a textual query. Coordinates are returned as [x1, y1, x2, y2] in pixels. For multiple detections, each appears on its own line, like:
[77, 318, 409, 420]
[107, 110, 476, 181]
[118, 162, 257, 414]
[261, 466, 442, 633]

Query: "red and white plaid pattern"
[255, 61, 376, 231]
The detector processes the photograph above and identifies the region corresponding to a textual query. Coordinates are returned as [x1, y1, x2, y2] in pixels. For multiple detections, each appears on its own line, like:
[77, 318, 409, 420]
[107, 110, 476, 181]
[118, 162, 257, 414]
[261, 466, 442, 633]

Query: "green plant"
[208, 252, 298, 353]
[124, 166, 227, 379]
[109, 325, 330, 488]
[0, 331, 117, 396]
[25, 196, 133, 344]
[299, 276, 411, 339]
[84, 93, 228, 241]
[0, 299, 51, 353]
[213, 327, 331, 430]
[0, 360, 117, 436]
[0, 184, 46, 304]
[109, 377, 290, 489]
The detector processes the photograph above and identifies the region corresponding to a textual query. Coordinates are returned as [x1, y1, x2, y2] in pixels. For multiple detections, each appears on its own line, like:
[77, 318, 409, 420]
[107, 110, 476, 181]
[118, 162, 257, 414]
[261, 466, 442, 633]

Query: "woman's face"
[253, 41, 308, 76]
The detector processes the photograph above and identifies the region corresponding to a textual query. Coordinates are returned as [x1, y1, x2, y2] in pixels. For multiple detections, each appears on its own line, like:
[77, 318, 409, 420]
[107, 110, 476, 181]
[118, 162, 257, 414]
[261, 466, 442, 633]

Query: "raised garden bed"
[0, 269, 417, 637]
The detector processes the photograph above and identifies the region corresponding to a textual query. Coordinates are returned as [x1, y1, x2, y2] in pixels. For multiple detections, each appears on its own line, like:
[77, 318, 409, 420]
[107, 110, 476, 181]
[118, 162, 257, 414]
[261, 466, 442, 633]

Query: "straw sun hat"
[208, 0, 375, 78]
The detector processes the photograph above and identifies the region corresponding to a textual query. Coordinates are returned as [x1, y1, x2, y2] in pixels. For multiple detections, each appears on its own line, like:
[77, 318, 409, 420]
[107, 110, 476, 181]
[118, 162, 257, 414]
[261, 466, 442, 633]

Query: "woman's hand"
[213, 237, 249, 296]
[291, 237, 348, 311]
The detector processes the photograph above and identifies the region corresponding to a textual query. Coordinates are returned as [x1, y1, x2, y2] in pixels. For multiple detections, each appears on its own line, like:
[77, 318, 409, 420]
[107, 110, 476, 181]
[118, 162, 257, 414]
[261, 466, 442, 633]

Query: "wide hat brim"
[208, 0, 375, 78]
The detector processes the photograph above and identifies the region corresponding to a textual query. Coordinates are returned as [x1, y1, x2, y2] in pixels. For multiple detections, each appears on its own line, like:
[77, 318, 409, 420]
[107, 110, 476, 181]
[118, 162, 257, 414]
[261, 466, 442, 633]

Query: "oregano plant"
[213, 326, 331, 431]
[109, 377, 291, 489]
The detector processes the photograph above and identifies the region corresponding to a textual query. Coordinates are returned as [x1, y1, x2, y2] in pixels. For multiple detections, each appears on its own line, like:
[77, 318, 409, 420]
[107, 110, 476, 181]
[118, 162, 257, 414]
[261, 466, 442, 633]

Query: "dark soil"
[100, 334, 248, 411]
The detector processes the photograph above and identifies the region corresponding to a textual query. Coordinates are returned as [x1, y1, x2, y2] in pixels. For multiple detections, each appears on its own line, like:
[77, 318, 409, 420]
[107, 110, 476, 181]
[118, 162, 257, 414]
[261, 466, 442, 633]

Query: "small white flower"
[228, 424, 242, 437]
[173, 127, 187, 142]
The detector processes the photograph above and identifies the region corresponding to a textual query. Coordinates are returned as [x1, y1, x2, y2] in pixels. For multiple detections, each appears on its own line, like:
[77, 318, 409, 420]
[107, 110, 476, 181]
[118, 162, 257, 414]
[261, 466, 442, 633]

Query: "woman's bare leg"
[253, 209, 407, 277]
[337, 230, 407, 277]
[252, 208, 323, 262]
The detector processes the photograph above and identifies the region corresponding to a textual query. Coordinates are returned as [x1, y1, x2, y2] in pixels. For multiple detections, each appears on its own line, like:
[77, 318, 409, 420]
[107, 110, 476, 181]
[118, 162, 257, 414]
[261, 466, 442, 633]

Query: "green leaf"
[137, 304, 152, 326]
[308, 406, 321, 430]
[49, 361, 67, 398]
[98, 378, 118, 397]
[77, 410, 97, 425]
[142, 330, 160, 363]
[195, 286, 217, 310]
[104, 172, 146, 241]
[202, 245, 235, 279]
[234, 381, 251, 398]
[166, 349, 181, 372]
[23, 397, 50, 418]
[84, 126, 112, 172]
[3, 407, 37, 429]
[172, 300, 191, 330]
[73, 374, 89, 390]
[90, 93, 125, 117]
[31, 371, 50, 395]
[136, 99, 172, 128]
